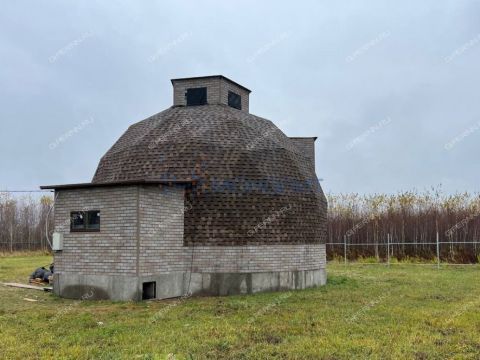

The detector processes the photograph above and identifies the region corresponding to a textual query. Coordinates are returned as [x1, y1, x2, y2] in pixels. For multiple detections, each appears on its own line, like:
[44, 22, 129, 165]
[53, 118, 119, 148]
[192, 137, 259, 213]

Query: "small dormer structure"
[171, 75, 251, 112]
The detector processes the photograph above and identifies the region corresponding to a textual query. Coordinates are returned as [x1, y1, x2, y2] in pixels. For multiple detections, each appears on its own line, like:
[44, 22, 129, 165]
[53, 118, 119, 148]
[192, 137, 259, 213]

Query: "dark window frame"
[186, 87, 207, 106]
[228, 91, 242, 110]
[70, 210, 101, 232]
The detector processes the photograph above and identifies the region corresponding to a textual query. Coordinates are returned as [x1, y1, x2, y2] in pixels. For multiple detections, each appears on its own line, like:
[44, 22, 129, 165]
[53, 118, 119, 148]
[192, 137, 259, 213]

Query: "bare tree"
[328, 188, 480, 263]
[0, 193, 53, 252]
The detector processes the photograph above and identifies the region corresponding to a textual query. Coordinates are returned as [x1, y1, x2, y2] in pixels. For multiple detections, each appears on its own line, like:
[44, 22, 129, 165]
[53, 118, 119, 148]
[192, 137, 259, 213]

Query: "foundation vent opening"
[142, 281, 156, 300]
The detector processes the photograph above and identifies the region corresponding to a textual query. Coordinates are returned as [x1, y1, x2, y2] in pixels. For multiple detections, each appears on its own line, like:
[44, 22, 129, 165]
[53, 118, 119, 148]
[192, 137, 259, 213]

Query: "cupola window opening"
[186, 87, 207, 106]
[228, 91, 242, 110]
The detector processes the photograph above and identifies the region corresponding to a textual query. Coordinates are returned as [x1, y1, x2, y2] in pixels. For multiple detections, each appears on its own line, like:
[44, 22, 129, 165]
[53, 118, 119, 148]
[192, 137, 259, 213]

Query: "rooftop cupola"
[171, 75, 251, 112]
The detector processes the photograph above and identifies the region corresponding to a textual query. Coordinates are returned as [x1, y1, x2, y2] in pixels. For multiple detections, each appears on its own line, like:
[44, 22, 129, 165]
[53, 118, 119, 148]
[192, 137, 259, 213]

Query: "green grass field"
[1, 254, 479, 359]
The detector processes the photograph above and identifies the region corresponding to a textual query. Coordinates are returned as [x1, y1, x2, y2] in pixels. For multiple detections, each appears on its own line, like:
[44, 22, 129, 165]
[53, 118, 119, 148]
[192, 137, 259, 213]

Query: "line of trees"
[327, 188, 480, 263]
[2, 189, 480, 263]
[0, 193, 53, 252]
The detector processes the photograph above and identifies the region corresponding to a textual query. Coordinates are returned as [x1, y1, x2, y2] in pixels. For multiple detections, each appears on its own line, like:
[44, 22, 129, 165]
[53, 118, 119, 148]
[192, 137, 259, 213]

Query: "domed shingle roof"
[93, 104, 327, 246]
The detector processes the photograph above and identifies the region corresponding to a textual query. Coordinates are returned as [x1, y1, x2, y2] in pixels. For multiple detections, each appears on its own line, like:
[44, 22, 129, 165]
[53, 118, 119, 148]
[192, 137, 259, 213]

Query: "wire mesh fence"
[327, 231, 480, 267]
[0, 241, 50, 252]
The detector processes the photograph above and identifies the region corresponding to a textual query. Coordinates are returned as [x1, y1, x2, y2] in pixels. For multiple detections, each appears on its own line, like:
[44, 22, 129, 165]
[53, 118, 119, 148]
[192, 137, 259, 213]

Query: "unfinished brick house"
[41, 75, 328, 301]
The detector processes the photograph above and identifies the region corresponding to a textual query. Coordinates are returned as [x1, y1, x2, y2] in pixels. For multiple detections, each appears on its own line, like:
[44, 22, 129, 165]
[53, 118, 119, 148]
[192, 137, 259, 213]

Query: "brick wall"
[53, 186, 138, 276]
[172, 76, 250, 112]
[54, 185, 326, 277]
[139, 185, 188, 275]
[289, 137, 316, 172]
[191, 244, 326, 273]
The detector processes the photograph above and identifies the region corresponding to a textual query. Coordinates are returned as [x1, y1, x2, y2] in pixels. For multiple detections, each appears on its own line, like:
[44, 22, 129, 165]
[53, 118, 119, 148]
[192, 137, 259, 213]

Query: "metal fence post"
[436, 231, 440, 269]
[344, 235, 347, 265]
[387, 233, 390, 267]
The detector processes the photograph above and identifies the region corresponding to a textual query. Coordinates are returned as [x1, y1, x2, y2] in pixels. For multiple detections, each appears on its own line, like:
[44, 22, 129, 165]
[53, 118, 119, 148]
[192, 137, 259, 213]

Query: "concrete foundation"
[53, 269, 327, 301]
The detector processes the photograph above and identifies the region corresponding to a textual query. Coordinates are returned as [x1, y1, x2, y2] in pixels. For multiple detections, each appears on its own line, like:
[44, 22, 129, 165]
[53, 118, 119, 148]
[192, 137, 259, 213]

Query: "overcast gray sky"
[1, 0, 479, 195]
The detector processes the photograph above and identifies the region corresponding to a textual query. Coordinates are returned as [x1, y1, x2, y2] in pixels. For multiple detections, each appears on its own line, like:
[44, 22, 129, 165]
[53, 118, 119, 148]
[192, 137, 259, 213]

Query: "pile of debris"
[2, 263, 54, 293]
[29, 263, 54, 285]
